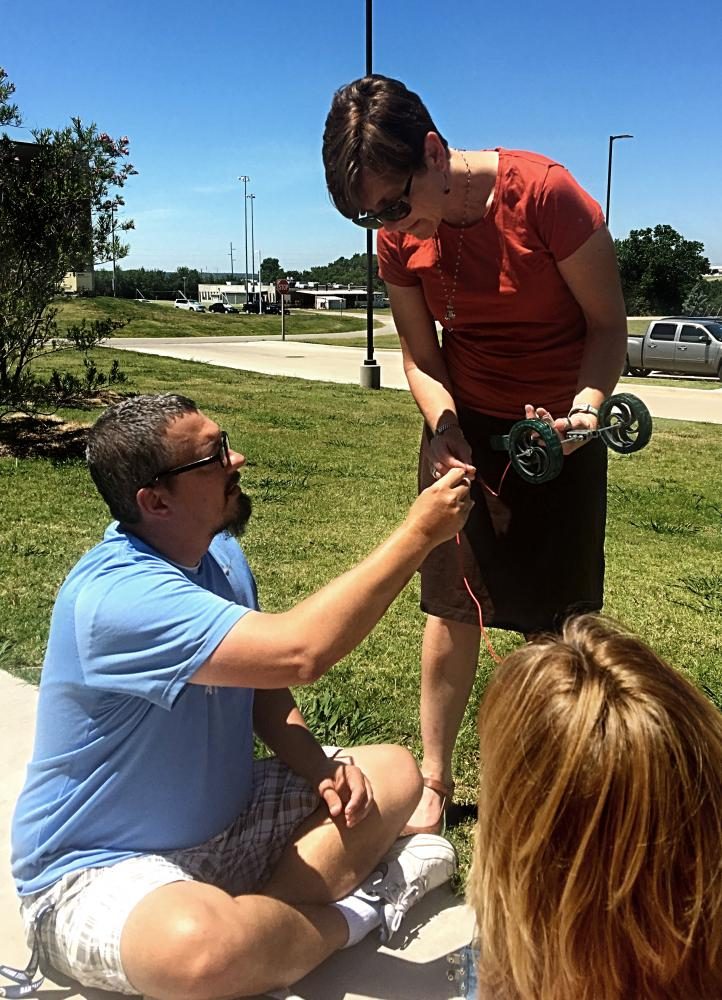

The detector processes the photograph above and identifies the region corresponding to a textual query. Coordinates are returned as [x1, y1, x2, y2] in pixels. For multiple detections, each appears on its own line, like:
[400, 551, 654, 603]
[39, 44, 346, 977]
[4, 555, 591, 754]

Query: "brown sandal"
[401, 776, 455, 837]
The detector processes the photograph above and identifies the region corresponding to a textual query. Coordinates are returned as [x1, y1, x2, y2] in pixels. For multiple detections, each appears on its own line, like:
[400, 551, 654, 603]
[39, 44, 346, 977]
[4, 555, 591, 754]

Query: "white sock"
[332, 890, 382, 948]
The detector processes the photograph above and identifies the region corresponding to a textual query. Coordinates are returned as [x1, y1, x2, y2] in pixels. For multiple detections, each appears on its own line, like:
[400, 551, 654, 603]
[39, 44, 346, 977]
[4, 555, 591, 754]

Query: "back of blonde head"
[468, 615, 722, 1000]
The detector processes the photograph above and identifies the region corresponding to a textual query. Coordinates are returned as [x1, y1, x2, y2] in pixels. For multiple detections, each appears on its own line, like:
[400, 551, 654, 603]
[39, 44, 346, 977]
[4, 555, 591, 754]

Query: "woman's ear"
[424, 131, 449, 172]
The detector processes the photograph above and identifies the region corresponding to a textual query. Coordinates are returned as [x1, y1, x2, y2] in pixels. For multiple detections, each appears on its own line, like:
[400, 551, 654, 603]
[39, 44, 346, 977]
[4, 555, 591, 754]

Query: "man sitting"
[10, 393, 473, 999]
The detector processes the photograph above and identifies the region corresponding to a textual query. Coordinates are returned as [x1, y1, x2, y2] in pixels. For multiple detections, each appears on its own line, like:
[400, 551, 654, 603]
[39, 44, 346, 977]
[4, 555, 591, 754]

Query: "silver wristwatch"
[568, 403, 599, 419]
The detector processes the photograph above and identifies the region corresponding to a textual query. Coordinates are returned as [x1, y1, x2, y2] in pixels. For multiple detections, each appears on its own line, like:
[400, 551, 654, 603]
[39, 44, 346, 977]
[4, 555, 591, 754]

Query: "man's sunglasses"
[147, 431, 231, 485]
[353, 174, 414, 230]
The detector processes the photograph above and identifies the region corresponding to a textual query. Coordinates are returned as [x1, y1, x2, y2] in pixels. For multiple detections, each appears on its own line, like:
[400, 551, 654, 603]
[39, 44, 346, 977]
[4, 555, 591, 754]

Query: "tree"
[0, 67, 136, 416]
[615, 225, 709, 315]
[260, 257, 282, 283]
[681, 281, 711, 317]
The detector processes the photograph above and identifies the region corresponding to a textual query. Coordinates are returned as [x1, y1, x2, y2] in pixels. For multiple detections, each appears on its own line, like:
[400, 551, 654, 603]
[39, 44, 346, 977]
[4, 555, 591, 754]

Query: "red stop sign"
[276, 279, 289, 294]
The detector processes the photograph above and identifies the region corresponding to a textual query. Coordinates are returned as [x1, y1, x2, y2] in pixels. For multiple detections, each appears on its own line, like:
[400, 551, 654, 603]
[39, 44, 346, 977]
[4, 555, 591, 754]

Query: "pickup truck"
[625, 317, 722, 380]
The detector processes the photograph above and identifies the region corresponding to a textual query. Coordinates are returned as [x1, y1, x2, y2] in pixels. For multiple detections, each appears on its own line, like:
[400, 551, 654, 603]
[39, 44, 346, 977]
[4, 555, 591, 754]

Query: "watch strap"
[434, 420, 460, 436]
[568, 403, 600, 419]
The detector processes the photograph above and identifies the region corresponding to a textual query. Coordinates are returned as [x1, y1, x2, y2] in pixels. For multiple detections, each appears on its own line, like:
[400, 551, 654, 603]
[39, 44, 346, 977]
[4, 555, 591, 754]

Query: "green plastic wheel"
[598, 393, 652, 453]
[507, 418, 564, 484]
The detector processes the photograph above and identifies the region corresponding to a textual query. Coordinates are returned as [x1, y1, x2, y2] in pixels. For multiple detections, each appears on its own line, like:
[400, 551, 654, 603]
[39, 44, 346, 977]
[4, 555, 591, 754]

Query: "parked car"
[174, 298, 205, 312]
[207, 301, 238, 314]
[242, 301, 288, 315]
[626, 318, 722, 380]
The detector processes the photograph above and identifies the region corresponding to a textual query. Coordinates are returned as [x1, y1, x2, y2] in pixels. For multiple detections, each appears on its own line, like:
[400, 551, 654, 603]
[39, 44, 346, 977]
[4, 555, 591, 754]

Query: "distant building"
[197, 281, 283, 306]
[705, 265, 722, 281]
[61, 270, 94, 294]
[288, 284, 384, 310]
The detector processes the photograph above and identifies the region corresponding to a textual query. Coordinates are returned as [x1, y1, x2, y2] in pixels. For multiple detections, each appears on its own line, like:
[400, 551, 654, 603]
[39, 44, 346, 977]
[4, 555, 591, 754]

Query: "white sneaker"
[360, 833, 457, 942]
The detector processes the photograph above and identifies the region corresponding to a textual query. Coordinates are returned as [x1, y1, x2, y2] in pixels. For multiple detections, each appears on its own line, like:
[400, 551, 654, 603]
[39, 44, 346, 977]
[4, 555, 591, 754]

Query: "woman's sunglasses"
[353, 174, 414, 230]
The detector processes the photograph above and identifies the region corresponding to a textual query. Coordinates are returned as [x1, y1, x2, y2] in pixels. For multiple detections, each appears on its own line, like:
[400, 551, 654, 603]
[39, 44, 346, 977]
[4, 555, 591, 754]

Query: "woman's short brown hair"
[322, 74, 448, 218]
[467, 614, 722, 1000]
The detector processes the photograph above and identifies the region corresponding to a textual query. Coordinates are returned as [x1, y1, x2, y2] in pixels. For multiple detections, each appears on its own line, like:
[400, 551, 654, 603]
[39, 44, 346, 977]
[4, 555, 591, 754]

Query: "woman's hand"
[524, 404, 596, 455]
[428, 425, 475, 480]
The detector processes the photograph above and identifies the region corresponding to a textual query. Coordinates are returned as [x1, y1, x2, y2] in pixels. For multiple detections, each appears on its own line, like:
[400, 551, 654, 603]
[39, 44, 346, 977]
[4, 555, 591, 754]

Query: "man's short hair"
[86, 393, 198, 523]
[322, 74, 448, 219]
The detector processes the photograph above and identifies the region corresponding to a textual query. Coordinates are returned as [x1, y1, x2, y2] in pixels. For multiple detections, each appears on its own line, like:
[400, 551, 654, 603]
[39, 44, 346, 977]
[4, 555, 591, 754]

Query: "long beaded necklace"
[434, 150, 472, 327]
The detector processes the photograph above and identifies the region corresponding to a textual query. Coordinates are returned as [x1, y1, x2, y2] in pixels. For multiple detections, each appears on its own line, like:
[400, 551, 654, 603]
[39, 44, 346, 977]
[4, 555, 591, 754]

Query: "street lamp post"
[238, 175, 250, 304]
[360, 0, 381, 389]
[605, 134, 633, 228]
[247, 193, 257, 312]
[110, 202, 117, 297]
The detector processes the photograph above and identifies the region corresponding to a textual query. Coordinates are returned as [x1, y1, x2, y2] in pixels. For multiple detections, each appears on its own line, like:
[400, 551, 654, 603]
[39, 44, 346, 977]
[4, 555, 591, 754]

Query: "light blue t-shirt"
[11, 524, 257, 895]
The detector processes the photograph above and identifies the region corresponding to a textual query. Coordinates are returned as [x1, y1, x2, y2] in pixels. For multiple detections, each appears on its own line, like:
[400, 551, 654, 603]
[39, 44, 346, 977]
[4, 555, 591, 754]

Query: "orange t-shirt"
[376, 149, 605, 419]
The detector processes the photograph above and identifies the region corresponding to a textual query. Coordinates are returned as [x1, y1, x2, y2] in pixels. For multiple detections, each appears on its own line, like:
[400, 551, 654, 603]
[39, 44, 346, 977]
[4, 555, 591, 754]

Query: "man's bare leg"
[405, 615, 480, 832]
[265, 742, 422, 903]
[121, 744, 422, 999]
[121, 880, 348, 1000]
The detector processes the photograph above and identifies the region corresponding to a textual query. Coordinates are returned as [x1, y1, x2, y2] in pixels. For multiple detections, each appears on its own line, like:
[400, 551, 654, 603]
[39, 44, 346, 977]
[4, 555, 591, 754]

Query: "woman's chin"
[405, 218, 437, 240]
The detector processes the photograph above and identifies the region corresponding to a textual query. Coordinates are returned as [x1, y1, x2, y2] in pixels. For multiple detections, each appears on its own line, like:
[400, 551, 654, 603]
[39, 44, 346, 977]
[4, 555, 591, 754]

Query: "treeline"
[614, 225, 719, 315]
[94, 253, 384, 300]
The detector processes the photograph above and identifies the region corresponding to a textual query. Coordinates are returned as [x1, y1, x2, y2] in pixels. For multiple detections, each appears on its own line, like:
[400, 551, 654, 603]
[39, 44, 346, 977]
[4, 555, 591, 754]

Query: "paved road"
[105, 335, 722, 425]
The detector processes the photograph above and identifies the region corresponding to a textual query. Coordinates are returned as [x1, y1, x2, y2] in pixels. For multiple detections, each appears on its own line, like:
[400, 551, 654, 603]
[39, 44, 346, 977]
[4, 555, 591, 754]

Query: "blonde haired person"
[467, 615, 722, 1000]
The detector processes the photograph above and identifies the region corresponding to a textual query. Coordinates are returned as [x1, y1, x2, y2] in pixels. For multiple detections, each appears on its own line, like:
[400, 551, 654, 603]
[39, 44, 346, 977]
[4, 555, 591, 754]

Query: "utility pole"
[239, 175, 250, 304]
[257, 249, 262, 314]
[247, 193, 256, 311]
[228, 242, 235, 278]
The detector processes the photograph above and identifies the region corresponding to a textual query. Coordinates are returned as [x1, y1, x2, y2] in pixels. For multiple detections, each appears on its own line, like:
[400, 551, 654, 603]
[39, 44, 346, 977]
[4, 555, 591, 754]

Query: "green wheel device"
[490, 393, 652, 485]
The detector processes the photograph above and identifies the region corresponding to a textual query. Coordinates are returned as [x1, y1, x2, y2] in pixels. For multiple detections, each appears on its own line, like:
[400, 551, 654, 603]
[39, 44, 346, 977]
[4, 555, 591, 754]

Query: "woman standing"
[322, 75, 628, 834]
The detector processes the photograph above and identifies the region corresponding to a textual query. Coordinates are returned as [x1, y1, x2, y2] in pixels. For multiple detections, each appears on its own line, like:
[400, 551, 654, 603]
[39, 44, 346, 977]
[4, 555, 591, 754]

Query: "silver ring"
[432, 467, 440, 480]
[461, 476, 471, 488]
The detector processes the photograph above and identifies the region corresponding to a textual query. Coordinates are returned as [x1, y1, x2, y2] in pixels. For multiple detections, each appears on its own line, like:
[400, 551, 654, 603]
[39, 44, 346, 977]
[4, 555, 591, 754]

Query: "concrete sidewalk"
[0, 670, 474, 1000]
[105, 336, 722, 425]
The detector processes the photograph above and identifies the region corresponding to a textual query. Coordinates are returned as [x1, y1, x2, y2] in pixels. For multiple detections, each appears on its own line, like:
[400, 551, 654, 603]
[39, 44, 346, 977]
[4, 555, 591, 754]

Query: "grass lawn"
[1, 349, 720, 877]
[52, 296, 373, 339]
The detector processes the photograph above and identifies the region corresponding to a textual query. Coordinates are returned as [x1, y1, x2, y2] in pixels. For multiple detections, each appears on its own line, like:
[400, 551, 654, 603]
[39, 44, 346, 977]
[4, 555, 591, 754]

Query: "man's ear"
[135, 484, 173, 520]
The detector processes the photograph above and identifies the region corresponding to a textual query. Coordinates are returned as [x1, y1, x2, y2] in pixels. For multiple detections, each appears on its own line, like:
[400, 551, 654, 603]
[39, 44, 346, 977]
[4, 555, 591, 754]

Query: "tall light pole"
[238, 175, 250, 303]
[110, 202, 117, 297]
[247, 193, 257, 312]
[605, 134, 633, 228]
[360, 0, 380, 388]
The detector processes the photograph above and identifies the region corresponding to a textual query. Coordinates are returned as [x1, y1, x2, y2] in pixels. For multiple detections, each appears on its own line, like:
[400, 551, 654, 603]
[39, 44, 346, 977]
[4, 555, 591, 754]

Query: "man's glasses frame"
[353, 173, 414, 230]
[147, 431, 231, 485]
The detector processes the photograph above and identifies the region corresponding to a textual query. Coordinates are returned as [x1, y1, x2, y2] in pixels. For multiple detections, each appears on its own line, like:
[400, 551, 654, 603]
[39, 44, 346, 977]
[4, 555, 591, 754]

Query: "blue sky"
[4, 0, 721, 272]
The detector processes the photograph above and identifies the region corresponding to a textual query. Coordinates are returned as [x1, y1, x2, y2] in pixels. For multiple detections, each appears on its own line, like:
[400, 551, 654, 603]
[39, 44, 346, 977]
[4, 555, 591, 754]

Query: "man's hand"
[408, 466, 474, 546]
[312, 755, 374, 829]
[524, 404, 596, 456]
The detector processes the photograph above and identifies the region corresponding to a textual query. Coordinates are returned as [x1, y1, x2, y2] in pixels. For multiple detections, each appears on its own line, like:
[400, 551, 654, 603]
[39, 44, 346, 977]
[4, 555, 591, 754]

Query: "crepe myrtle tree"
[0, 67, 137, 417]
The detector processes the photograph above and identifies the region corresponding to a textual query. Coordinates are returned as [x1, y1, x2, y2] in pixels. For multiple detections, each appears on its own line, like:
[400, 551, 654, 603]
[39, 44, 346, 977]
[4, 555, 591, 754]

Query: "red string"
[455, 460, 512, 665]
[455, 532, 502, 665]
[476, 459, 512, 499]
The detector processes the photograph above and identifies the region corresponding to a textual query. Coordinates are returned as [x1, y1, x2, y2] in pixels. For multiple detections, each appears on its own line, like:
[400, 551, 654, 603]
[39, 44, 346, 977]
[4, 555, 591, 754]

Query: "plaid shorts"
[19, 755, 329, 995]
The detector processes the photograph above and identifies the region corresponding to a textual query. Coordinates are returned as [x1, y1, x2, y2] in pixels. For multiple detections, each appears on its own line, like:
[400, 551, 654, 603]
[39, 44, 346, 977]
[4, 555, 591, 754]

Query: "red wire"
[476, 459, 512, 499]
[456, 532, 502, 665]
[453, 459, 512, 665]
